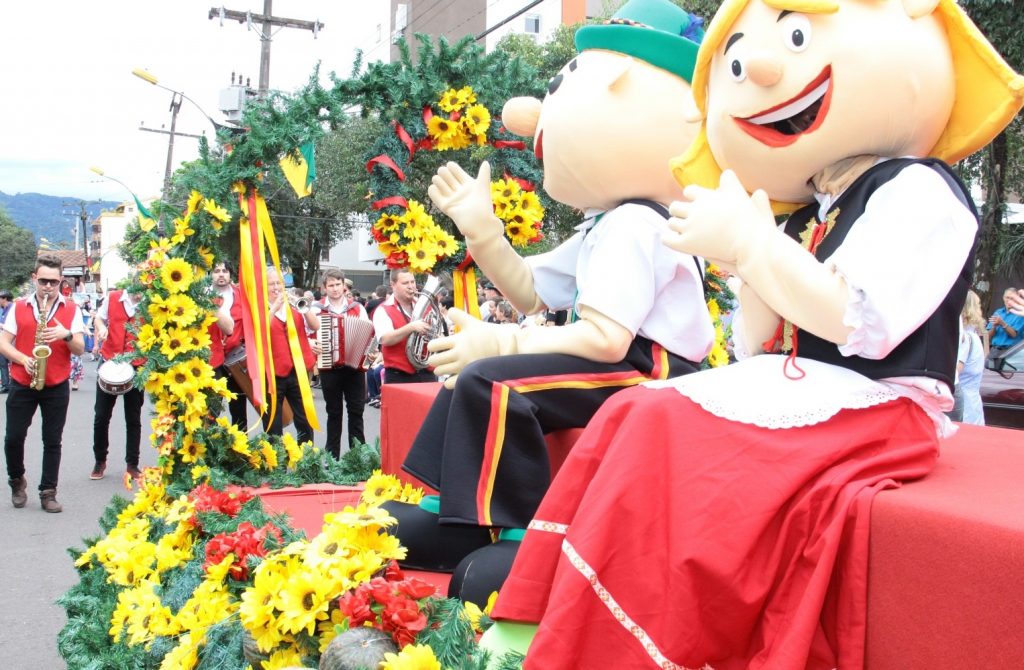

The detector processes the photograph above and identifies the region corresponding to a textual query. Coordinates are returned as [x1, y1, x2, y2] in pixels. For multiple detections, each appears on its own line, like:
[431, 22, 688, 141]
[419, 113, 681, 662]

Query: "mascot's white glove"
[428, 306, 634, 389]
[665, 170, 852, 346]
[429, 161, 545, 315]
[427, 309, 522, 389]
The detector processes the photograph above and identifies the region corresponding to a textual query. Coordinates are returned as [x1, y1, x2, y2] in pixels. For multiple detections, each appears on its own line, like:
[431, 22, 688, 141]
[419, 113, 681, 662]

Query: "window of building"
[525, 14, 541, 34]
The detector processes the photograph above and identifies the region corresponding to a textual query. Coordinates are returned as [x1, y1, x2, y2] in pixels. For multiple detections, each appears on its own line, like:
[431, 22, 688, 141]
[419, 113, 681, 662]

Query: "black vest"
[782, 158, 976, 388]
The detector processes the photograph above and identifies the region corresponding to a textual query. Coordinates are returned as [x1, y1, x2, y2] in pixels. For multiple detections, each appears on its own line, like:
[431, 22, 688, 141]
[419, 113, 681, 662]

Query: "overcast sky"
[0, 1, 387, 202]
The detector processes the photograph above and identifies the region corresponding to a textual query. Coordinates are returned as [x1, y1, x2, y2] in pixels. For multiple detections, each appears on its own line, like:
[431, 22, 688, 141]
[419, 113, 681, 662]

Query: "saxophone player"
[0, 254, 85, 513]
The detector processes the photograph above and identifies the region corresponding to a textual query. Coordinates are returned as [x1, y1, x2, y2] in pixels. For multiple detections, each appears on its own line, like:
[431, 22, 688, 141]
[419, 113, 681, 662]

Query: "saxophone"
[30, 294, 52, 391]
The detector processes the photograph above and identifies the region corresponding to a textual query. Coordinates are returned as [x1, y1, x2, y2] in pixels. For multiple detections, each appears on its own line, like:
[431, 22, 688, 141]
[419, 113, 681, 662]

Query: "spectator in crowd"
[492, 300, 519, 325]
[366, 284, 390, 317]
[1007, 288, 1024, 316]
[987, 287, 1024, 350]
[953, 290, 987, 425]
[0, 291, 12, 393]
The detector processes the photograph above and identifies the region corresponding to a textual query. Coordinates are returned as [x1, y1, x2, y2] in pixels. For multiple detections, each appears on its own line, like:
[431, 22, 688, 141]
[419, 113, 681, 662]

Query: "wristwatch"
[63, 333, 73, 342]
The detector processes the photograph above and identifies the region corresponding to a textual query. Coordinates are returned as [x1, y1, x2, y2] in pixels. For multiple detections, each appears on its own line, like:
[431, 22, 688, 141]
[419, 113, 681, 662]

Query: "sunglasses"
[36, 278, 61, 287]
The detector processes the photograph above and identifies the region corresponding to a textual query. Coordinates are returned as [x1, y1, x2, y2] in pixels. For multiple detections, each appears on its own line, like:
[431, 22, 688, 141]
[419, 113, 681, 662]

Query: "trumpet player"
[0, 254, 85, 513]
[263, 267, 316, 444]
[372, 269, 436, 385]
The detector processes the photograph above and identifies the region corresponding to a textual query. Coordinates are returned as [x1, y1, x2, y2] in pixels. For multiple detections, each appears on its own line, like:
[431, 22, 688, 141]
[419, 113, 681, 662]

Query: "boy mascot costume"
[486, 0, 1024, 667]
[386, 0, 715, 603]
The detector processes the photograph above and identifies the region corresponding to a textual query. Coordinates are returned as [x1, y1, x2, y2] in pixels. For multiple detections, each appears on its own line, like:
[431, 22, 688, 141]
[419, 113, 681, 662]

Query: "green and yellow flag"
[279, 142, 316, 198]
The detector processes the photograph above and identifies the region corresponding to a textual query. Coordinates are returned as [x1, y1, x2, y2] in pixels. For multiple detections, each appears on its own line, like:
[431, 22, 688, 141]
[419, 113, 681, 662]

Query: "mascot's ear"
[502, 97, 542, 138]
[682, 90, 704, 124]
[605, 56, 634, 93]
[902, 0, 940, 19]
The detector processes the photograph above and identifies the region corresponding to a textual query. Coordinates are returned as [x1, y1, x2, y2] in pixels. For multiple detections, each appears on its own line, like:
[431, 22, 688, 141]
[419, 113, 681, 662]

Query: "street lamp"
[132, 68, 221, 195]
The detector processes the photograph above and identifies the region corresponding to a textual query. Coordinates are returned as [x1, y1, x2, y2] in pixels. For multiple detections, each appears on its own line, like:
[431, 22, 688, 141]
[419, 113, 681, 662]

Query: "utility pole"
[62, 200, 94, 281]
[209, 1, 324, 96]
[137, 94, 204, 194]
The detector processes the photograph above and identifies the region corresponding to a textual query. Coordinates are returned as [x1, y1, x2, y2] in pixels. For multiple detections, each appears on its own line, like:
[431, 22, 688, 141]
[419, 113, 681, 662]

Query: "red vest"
[269, 307, 315, 377]
[99, 290, 144, 365]
[10, 298, 75, 387]
[210, 286, 243, 368]
[381, 302, 416, 374]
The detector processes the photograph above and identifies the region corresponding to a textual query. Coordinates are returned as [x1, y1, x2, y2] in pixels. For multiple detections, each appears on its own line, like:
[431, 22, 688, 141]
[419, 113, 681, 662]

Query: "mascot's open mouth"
[733, 66, 832, 147]
[535, 129, 544, 161]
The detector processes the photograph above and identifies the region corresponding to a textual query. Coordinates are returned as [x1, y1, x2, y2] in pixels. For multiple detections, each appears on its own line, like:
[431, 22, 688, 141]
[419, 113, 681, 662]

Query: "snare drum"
[224, 345, 247, 369]
[97, 360, 136, 395]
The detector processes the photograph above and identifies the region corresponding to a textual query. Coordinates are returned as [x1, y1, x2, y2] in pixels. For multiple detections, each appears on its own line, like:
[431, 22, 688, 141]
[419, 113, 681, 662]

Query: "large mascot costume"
[489, 0, 1024, 667]
[388, 0, 715, 601]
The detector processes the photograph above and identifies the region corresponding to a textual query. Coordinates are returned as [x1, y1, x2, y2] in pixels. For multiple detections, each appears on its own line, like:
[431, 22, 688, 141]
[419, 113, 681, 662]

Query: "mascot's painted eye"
[548, 73, 564, 95]
[780, 14, 812, 52]
[730, 58, 746, 82]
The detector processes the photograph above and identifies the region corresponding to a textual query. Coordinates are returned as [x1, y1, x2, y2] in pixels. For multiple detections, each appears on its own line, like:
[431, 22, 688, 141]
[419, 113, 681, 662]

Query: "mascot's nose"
[502, 97, 543, 138]
[747, 55, 784, 87]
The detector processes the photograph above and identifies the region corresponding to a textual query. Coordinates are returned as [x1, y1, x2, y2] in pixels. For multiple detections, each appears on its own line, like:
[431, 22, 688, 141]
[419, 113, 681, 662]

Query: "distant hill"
[0, 191, 119, 247]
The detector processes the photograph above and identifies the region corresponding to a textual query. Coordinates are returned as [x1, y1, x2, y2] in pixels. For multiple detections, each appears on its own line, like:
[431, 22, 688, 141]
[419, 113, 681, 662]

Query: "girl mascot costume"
[486, 0, 1024, 668]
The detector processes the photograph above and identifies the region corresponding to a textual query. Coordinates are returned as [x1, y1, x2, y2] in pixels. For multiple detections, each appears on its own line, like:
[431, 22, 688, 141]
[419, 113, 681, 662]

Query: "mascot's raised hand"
[428, 161, 501, 246]
[665, 169, 774, 273]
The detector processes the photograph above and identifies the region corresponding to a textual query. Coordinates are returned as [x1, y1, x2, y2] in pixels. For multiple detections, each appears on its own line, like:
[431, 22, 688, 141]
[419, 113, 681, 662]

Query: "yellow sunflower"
[454, 85, 477, 107]
[162, 293, 201, 327]
[426, 115, 464, 151]
[461, 103, 491, 139]
[159, 326, 195, 360]
[380, 644, 442, 670]
[171, 217, 195, 246]
[135, 323, 158, 352]
[519, 189, 545, 222]
[185, 190, 204, 217]
[427, 227, 458, 259]
[276, 572, 333, 635]
[160, 258, 195, 294]
[406, 237, 441, 274]
[375, 212, 403, 234]
[437, 88, 461, 113]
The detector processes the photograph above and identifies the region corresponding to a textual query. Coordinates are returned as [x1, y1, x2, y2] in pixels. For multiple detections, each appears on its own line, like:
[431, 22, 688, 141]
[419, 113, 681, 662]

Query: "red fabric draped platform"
[378, 382, 1024, 668]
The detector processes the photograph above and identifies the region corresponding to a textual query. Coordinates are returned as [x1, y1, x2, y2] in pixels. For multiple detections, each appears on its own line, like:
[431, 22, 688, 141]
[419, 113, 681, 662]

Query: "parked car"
[980, 343, 1024, 430]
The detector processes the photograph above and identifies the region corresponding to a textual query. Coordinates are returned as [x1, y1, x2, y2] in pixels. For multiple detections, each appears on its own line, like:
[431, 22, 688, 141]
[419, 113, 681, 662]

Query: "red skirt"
[492, 386, 938, 670]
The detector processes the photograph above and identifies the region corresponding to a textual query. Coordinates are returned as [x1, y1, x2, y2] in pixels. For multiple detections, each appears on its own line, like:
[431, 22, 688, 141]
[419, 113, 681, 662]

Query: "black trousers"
[4, 380, 70, 490]
[92, 383, 144, 467]
[262, 370, 314, 445]
[218, 365, 250, 430]
[319, 366, 366, 458]
[384, 367, 437, 384]
[403, 338, 697, 529]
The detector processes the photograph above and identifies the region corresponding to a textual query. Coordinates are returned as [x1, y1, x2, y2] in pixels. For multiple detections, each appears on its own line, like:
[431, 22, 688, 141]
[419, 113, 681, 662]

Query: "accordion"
[317, 314, 376, 370]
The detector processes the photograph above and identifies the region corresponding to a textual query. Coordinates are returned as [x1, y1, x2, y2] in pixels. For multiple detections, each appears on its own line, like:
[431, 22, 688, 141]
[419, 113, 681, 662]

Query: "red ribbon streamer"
[492, 140, 527, 150]
[456, 251, 475, 272]
[366, 155, 406, 182]
[393, 121, 416, 162]
[372, 196, 410, 211]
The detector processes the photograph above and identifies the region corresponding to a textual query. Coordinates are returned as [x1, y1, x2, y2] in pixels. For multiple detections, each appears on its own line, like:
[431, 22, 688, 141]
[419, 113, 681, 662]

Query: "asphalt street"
[0, 359, 381, 668]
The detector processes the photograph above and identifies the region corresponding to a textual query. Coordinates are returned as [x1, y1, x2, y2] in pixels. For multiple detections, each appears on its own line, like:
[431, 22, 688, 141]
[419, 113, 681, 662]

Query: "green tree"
[957, 0, 1024, 311]
[0, 206, 36, 293]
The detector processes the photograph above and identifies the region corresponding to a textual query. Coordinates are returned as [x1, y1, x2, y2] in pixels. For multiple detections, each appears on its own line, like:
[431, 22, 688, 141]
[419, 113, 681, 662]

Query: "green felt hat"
[576, 0, 705, 83]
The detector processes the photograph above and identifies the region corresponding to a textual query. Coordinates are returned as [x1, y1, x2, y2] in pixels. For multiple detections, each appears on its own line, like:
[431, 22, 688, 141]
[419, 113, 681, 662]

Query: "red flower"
[202, 521, 282, 581]
[338, 590, 375, 627]
[396, 577, 435, 600]
[190, 483, 253, 517]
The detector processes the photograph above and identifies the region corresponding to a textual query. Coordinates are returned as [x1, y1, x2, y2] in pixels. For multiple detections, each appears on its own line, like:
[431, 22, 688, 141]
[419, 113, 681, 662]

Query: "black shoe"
[0, 388, 7, 394]
[380, 500, 492, 572]
[449, 540, 521, 606]
[90, 462, 106, 480]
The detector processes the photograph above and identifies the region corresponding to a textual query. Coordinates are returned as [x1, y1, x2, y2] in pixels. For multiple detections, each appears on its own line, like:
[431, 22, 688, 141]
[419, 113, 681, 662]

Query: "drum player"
[90, 285, 146, 481]
[312, 269, 370, 458]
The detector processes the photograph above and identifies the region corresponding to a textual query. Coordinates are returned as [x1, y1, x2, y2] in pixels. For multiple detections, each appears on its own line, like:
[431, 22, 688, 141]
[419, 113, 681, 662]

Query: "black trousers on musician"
[262, 370, 314, 446]
[218, 365, 249, 430]
[92, 384, 143, 467]
[4, 380, 70, 490]
[403, 337, 698, 529]
[320, 366, 366, 458]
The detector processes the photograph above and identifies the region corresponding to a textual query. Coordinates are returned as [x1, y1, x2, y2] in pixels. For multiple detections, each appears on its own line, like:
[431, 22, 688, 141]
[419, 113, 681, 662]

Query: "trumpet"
[287, 295, 311, 314]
